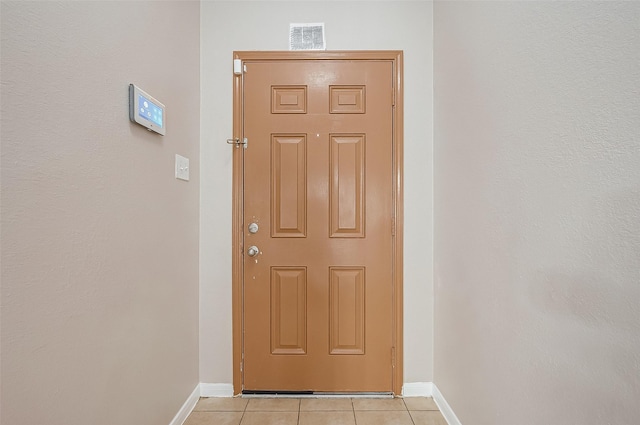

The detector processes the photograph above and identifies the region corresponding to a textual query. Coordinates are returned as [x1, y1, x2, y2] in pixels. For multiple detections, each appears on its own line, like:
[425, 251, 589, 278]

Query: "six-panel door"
[243, 60, 394, 392]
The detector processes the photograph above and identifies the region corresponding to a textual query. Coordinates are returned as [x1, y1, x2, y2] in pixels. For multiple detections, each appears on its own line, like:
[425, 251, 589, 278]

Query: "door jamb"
[231, 51, 404, 395]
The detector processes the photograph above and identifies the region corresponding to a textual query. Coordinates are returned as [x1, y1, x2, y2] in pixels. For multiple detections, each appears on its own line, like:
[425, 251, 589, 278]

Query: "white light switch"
[175, 154, 189, 181]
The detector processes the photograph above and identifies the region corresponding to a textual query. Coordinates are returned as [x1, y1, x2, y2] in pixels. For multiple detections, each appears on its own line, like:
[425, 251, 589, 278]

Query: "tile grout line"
[239, 397, 248, 425]
[351, 398, 358, 425]
[403, 398, 417, 425]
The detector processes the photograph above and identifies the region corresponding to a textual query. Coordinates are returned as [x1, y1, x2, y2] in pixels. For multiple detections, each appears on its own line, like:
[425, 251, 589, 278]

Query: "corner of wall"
[168, 385, 201, 425]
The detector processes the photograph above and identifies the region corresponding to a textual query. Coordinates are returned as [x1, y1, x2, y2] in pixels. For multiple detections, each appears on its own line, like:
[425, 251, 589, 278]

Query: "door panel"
[329, 266, 365, 355]
[330, 134, 365, 237]
[271, 134, 307, 237]
[270, 267, 307, 355]
[242, 60, 394, 392]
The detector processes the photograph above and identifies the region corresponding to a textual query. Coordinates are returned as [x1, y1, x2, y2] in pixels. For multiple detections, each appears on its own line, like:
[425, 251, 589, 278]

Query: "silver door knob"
[247, 246, 260, 257]
[248, 222, 259, 234]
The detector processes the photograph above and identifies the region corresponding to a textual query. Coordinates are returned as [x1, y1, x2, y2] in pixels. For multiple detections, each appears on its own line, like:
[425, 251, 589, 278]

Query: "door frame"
[231, 51, 404, 395]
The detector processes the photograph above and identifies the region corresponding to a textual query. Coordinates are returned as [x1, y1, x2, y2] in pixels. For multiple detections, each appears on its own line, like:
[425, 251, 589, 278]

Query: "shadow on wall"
[524, 188, 640, 422]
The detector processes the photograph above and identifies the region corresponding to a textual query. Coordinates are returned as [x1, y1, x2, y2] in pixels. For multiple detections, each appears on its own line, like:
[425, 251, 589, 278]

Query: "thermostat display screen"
[129, 84, 166, 135]
[138, 94, 163, 127]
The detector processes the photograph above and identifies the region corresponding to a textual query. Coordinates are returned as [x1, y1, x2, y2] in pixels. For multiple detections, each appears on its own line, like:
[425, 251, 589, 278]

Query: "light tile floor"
[185, 396, 447, 425]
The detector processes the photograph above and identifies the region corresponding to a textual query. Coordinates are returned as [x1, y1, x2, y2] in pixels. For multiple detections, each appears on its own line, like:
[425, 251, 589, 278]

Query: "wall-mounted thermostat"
[129, 84, 166, 135]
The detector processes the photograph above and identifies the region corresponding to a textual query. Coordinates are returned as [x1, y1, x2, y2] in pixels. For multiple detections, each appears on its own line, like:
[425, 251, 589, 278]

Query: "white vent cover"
[289, 23, 326, 51]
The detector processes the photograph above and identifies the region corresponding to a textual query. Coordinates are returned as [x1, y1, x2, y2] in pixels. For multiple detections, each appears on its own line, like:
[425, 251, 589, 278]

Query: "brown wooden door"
[242, 58, 395, 392]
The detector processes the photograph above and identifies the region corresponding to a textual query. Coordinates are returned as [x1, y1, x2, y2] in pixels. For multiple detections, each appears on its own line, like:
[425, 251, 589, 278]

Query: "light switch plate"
[175, 154, 189, 181]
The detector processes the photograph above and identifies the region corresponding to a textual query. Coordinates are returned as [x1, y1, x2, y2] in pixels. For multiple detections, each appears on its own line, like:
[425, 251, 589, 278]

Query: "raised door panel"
[271, 267, 307, 355]
[271, 134, 307, 237]
[272, 85, 307, 114]
[330, 134, 365, 238]
[329, 266, 365, 355]
[330, 85, 366, 114]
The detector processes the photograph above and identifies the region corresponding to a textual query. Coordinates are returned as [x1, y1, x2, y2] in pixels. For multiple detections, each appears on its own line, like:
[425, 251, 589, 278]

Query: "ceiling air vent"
[289, 23, 326, 51]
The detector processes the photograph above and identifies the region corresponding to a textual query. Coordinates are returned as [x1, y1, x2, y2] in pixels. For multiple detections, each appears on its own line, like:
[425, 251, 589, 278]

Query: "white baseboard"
[200, 383, 234, 397]
[401, 382, 461, 425]
[168, 384, 200, 425]
[432, 384, 463, 425]
[401, 381, 433, 397]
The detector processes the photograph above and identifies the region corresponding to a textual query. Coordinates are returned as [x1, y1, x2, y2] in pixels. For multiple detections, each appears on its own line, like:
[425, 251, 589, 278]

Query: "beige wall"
[434, 2, 640, 424]
[200, 1, 434, 385]
[1, 2, 200, 424]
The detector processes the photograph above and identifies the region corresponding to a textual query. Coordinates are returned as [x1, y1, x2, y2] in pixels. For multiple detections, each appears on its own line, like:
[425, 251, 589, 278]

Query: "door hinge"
[227, 137, 248, 149]
[391, 346, 396, 368]
[240, 360, 243, 373]
[391, 216, 396, 236]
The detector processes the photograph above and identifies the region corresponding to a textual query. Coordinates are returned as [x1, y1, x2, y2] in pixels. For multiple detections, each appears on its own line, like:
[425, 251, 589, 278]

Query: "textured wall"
[434, 2, 640, 424]
[1, 2, 200, 424]
[200, 1, 434, 386]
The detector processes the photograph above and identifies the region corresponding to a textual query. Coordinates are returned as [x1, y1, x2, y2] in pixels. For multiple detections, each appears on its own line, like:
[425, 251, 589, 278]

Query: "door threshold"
[242, 391, 394, 398]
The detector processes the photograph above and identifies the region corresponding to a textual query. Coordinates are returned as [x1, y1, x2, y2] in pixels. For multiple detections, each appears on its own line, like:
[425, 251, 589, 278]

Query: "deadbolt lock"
[248, 222, 259, 234]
